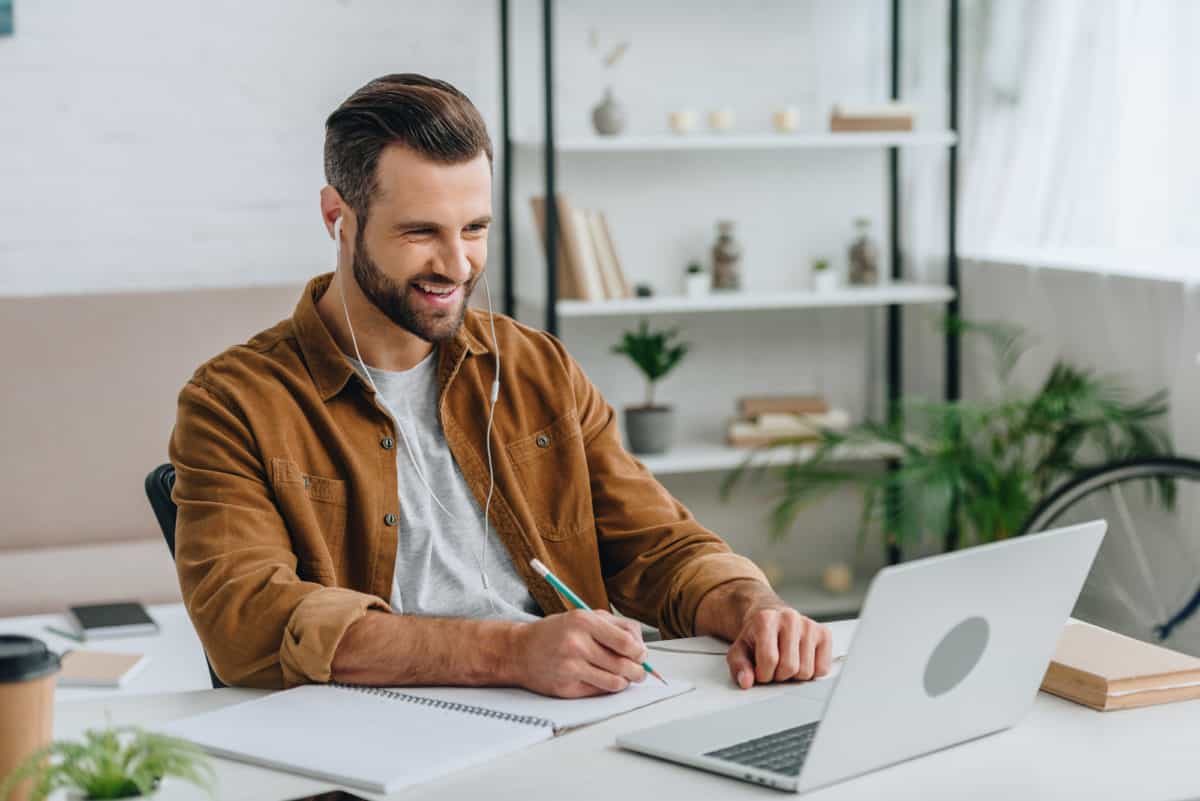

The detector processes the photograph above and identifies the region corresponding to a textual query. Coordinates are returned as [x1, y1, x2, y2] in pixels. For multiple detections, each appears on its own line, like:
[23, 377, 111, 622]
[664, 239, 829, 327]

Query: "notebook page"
[157, 684, 551, 793]
[399, 677, 695, 733]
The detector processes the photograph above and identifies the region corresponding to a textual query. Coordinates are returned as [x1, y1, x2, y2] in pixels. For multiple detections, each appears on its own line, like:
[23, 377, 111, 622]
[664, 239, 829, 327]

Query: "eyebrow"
[391, 215, 493, 232]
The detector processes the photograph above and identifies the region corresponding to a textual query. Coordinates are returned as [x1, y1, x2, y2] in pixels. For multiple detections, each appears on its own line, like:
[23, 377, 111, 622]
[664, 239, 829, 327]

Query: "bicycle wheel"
[1021, 457, 1200, 656]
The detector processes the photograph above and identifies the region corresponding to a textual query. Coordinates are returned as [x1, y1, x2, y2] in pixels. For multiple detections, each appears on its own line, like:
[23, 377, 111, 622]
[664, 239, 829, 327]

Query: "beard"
[350, 226, 478, 344]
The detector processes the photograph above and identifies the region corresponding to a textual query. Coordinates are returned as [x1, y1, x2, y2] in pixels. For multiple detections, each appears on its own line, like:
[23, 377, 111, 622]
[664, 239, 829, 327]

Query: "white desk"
[0, 602, 211, 700]
[51, 620, 1200, 801]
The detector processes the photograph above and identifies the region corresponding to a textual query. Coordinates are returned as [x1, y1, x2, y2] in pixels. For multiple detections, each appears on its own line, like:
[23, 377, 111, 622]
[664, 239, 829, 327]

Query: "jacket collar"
[293, 272, 489, 402]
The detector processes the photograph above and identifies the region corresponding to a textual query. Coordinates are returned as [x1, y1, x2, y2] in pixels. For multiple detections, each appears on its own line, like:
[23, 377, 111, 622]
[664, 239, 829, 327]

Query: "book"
[587, 210, 631, 299]
[158, 679, 693, 794]
[67, 601, 159, 639]
[558, 200, 606, 301]
[726, 409, 851, 448]
[738, 395, 830, 418]
[585, 210, 621, 299]
[1040, 620, 1200, 711]
[58, 649, 149, 688]
[529, 195, 580, 300]
[830, 103, 915, 133]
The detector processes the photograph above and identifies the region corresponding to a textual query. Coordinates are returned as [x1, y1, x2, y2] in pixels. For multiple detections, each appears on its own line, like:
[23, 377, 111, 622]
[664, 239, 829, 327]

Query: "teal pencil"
[530, 558, 667, 685]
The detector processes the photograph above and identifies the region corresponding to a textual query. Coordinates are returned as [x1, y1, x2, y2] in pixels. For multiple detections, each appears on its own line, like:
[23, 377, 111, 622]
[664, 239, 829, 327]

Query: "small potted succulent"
[683, 261, 708, 298]
[812, 258, 838, 292]
[611, 320, 689, 455]
[0, 724, 215, 801]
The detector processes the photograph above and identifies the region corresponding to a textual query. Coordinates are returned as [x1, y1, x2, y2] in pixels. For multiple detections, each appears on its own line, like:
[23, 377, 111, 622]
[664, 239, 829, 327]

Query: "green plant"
[0, 725, 215, 801]
[686, 261, 704, 275]
[611, 319, 689, 408]
[812, 258, 831, 272]
[722, 318, 1172, 550]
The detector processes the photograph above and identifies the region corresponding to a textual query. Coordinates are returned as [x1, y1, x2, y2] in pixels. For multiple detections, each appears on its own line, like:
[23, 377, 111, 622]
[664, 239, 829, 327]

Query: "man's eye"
[466, 224, 489, 233]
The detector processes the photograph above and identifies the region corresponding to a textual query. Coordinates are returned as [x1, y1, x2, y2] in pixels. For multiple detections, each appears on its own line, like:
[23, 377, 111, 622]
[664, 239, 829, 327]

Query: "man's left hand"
[726, 599, 832, 689]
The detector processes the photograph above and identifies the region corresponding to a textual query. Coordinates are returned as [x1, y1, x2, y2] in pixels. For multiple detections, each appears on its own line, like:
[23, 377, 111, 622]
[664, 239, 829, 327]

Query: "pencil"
[530, 558, 667, 686]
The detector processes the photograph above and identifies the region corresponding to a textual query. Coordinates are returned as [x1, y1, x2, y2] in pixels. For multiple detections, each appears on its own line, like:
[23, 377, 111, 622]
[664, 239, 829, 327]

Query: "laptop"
[617, 520, 1106, 793]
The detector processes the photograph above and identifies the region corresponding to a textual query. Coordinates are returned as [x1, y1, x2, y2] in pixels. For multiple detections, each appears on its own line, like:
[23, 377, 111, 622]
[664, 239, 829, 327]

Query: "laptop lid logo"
[924, 616, 990, 697]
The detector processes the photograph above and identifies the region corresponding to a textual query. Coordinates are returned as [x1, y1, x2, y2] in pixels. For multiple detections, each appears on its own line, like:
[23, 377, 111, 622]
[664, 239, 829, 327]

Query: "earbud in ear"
[333, 216, 343, 257]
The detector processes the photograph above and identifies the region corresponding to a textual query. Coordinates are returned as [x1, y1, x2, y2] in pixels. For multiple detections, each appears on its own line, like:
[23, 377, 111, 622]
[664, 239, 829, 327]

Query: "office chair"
[144, 463, 226, 689]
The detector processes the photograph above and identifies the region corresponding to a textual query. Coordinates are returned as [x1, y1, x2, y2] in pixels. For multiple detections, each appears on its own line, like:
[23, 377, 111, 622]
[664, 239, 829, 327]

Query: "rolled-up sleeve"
[169, 379, 388, 689]
[554, 342, 768, 638]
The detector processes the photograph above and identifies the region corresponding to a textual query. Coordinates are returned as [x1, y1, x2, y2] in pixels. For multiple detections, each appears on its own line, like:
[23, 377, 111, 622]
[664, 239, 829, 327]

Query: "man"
[170, 74, 831, 697]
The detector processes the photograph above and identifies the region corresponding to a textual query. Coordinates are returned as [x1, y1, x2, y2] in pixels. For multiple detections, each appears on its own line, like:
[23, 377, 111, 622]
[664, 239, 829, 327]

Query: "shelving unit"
[496, 1, 963, 577]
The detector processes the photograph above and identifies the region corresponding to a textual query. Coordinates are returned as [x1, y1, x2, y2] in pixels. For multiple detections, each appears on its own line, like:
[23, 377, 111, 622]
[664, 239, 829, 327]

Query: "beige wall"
[0, 283, 305, 616]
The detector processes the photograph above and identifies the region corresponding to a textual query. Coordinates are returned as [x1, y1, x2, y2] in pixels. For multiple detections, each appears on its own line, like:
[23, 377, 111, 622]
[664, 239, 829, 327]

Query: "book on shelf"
[727, 408, 851, 448]
[530, 194, 631, 302]
[1039, 620, 1200, 711]
[829, 102, 915, 133]
[739, 395, 830, 418]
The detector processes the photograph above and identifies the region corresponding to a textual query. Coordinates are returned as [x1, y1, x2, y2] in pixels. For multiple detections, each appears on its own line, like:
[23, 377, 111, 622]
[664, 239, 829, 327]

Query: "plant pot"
[684, 272, 709, 298]
[624, 406, 674, 455]
[813, 269, 839, 293]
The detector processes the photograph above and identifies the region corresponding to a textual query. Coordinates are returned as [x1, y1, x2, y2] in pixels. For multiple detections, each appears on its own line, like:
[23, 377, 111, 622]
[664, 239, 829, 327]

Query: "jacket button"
[381, 437, 394, 450]
[536, 434, 550, 448]
[384, 513, 397, 526]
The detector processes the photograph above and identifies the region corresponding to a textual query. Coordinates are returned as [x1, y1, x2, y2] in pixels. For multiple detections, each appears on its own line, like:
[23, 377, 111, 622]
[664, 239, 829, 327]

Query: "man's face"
[350, 145, 492, 343]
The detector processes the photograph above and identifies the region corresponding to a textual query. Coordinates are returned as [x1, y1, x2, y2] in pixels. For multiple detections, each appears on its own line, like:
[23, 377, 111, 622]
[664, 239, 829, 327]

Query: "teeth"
[416, 283, 456, 296]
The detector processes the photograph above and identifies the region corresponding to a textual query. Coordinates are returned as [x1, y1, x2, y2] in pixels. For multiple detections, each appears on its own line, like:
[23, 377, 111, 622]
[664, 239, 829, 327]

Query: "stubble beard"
[350, 227, 478, 344]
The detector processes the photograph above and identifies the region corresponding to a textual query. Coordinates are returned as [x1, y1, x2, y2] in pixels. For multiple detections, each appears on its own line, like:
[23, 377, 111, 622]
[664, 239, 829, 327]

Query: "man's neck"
[315, 270, 434, 372]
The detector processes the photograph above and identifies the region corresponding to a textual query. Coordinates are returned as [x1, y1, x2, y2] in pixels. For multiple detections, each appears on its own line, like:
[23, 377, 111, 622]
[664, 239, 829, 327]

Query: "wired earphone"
[333, 214, 502, 601]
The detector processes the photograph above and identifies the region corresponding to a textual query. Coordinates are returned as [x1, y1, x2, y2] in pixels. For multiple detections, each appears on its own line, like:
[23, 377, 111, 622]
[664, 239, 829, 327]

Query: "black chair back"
[144, 463, 226, 689]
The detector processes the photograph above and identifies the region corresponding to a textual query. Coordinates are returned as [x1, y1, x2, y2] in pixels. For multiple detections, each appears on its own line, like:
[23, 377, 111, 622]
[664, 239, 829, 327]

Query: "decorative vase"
[710, 220, 742, 291]
[847, 217, 880, 285]
[592, 87, 626, 136]
[772, 106, 800, 132]
[625, 406, 674, 455]
[708, 108, 736, 132]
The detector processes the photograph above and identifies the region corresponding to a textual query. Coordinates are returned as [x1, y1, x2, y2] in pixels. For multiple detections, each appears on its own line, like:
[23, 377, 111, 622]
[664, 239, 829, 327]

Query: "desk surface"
[1, 602, 211, 700]
[51, 619, 1200, 801]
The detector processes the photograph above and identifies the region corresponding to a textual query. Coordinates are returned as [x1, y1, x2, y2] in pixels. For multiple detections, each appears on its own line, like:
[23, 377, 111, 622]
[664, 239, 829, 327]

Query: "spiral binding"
[333, 683, 555, 730]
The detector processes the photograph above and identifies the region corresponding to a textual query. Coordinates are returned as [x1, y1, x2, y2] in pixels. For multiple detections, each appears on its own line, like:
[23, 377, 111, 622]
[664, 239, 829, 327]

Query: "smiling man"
[170, 74, 831, 697]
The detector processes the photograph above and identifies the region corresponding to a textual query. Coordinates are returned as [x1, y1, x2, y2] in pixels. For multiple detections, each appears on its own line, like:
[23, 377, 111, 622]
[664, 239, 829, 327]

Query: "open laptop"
[617, 520, 1106, 793]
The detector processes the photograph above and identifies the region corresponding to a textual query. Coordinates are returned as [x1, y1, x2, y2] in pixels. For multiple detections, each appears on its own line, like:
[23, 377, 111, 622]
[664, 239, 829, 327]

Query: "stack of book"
[1040, 620, 1200, 711]
[531, 195, 631, 301]
[726, 395, 851, 448]
[829, 103, 916, 133]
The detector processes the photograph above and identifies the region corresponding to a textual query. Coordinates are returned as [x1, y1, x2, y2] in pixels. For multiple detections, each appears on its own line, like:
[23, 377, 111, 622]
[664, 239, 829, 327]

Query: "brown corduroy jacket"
[169, 272, 767, 689]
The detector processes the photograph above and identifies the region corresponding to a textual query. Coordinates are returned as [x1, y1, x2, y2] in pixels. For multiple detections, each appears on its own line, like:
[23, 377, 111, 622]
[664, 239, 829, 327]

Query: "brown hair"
[323, 73, 493, 223]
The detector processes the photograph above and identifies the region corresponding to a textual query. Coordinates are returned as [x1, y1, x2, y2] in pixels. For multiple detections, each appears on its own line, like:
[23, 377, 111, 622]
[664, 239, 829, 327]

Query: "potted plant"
[683, 261, 708, 298]
[812, 258, 838, 292]
[722, 318, 1172, 552]
[589, 30, 629, 136]
[612, 319, 689, 455]
[0, 724, 215, 801]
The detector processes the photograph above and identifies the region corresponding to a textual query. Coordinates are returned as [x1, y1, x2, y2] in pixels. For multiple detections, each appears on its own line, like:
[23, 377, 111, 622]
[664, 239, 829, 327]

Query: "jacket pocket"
[269, 457, 348, 579]
[506, 411, 592, 541]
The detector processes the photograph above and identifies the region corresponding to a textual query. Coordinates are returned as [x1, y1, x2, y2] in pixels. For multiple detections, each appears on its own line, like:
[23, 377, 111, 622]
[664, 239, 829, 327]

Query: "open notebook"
[157, 679, 692, 793]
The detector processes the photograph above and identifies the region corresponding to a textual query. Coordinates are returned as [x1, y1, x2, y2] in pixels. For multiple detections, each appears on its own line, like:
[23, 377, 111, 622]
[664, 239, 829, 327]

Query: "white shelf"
[514, 131, 958, 153]
[637, 440, 898, 476]
[532, 283, 954, 319]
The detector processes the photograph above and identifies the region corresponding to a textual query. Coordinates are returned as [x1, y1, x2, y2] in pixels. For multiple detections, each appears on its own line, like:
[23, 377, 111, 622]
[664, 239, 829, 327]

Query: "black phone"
[282, 793, 373, 801]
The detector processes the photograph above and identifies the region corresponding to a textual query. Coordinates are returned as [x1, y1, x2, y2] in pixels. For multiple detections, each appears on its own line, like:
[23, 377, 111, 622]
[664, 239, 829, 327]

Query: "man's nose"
[433, 237, 473, 283]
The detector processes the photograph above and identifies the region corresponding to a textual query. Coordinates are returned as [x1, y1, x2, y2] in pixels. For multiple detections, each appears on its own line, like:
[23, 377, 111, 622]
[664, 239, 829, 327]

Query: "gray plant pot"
[625, 406, 674, 455]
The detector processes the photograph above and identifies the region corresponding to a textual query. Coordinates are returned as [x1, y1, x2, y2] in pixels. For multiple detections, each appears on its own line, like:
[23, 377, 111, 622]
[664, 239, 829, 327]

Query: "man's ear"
[319, 185, 351, 239]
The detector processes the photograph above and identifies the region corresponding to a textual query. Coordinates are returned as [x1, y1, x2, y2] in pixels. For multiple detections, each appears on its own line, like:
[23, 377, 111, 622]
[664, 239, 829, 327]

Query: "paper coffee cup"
[0, 636, 60, 801]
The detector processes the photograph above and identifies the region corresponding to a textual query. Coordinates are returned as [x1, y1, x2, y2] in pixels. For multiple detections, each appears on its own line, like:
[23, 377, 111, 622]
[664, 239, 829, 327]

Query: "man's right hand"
[511, 609, 648, 698]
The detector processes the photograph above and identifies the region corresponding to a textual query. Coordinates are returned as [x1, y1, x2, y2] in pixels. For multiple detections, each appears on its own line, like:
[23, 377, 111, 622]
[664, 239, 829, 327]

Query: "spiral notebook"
[158, 680, 692, 793]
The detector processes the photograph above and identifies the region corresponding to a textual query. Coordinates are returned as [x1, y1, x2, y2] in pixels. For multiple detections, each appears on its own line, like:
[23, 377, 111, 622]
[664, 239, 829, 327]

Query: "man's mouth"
[413, 281, 460, 298]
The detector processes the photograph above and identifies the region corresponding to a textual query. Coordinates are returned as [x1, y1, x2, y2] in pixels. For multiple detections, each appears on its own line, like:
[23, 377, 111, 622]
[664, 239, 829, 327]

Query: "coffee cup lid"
[0, 635, 60, 682]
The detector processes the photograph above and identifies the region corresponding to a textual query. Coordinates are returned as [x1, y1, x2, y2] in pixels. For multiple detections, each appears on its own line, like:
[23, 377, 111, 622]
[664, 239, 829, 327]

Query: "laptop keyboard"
[704, 721, 819, 777]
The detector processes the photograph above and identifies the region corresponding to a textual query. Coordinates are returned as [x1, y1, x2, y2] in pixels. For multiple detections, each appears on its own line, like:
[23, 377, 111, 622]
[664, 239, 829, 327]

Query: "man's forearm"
[330, 610, 522, 686]
[693, 578, 782, 642]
